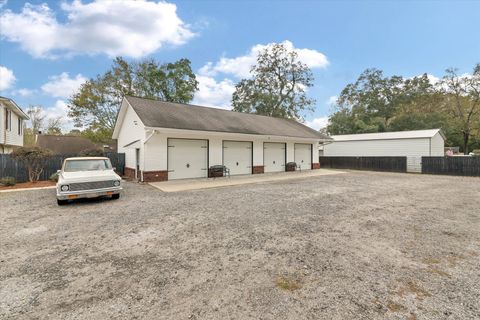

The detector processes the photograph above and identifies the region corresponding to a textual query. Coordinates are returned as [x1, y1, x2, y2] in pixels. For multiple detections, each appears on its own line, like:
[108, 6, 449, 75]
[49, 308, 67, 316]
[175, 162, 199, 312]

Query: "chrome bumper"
[56, 187, 122, 200]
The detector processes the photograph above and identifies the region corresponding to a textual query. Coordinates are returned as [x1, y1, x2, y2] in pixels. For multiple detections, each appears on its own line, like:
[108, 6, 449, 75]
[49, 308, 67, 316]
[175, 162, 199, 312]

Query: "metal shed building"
[323, 129, 445, 157]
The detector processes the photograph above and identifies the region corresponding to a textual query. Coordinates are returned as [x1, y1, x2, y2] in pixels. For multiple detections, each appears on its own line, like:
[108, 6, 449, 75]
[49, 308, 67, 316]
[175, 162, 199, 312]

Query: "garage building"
[113, 96, 331, 182]
[322, 129, 445, 157]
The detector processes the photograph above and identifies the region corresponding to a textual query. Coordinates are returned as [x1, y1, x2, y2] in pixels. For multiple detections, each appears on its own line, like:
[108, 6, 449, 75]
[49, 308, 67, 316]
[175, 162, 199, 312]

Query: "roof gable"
[0, 96, 29, 120]
[122, 96, 330, 140]
[112, 98, 146, 139]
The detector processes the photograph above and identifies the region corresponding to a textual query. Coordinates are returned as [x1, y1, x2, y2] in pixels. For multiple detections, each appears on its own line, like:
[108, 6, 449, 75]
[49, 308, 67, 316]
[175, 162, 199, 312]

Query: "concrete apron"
[149, 169, 346, 192]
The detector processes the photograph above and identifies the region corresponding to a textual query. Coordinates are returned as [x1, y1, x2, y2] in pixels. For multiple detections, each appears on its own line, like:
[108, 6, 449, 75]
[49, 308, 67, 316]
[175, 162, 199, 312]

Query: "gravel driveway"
[1, 171, 479, 319]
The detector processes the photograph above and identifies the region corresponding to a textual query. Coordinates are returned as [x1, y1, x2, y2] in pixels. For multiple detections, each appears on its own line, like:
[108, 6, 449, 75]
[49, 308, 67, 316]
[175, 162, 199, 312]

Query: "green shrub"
[0, 177, 16, 186]
[49, 172, 59, 182]
[78, 148, 105, 157]
[11, 147, 53, 182]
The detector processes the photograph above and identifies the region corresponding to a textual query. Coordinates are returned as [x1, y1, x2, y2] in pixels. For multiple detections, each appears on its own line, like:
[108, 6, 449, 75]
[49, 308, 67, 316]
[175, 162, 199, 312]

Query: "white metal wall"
[430, 133, 445, 156]
[324, 138, 434, 157]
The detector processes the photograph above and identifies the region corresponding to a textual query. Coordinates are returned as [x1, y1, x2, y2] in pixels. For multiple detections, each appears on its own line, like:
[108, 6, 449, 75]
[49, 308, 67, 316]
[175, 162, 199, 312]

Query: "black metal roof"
[125, 96, 330, 140]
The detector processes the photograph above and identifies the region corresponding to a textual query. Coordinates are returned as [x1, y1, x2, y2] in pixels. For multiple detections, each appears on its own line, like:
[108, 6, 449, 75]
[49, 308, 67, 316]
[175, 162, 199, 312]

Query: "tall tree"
[45, 116, 63, 135]
[334, 69, 406, 132]
[24, 106, 46, 146]
[327, 64, 480, 153]
[232, 43, 315, 120]
[26, 106, 45, 134]
[134, 58, 198, 102]
[437, 65, 480, 154]
[68, 57, 198, 142]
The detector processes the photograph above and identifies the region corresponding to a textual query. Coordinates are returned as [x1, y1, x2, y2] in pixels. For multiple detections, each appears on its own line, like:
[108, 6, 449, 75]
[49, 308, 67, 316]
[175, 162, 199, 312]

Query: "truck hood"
[59, 170, 120, 183]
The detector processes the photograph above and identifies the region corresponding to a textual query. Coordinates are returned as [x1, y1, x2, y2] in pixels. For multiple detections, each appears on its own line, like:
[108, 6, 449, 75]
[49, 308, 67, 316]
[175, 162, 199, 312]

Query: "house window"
[5, 109, 11, 131]
[18, 118, 22, 135]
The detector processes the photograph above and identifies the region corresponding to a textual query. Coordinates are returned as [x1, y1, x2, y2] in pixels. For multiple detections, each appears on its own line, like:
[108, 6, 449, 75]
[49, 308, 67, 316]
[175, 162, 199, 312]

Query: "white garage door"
[264, 142, 286, 173]
[294, 143, 312, 170]
[223, 141, 252, 175]
[168, 139, 208, 180]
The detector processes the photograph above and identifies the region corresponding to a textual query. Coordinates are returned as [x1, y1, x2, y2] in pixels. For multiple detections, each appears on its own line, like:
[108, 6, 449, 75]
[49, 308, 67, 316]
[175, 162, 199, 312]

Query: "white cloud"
[41, 72, 87, 98]
[45, 100, 69, 120]
[194, 41, 328, 109]
[44, 100, 74, 131]
[0, 0, 7, 9]
[0, 1, 194, 58]
[327, 95, 338, 106]
[15, 88, 35, 97]
[305, 116, 329, 131]
[199, 40, 329, 78]
[0, 65, 16, 91]
[425, 74, 440, 84]
[192, 75, 235, 110]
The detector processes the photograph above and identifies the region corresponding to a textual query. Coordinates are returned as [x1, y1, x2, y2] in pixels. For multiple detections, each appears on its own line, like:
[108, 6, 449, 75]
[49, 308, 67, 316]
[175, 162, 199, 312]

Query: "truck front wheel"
[57, 199, 68, 206]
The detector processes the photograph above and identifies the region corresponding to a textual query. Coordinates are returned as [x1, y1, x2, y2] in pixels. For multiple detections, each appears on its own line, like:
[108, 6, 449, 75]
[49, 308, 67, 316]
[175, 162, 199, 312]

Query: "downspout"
[141, 129, 157, 182]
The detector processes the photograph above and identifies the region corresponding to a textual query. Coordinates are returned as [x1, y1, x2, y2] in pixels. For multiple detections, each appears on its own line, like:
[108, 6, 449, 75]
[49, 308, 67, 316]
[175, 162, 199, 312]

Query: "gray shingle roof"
[125, 96, 330, 140]
[36, 135, 116, 154]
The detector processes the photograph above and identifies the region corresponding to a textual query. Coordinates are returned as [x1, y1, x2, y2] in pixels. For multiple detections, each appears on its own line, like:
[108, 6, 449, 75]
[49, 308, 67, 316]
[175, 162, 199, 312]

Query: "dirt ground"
[0, 180, 56, 191]
[0, 171, 479, 319]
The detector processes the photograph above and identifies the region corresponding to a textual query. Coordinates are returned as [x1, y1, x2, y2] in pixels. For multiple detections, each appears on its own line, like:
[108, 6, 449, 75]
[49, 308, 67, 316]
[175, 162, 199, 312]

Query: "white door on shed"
[168, 139, 208, 180]
[294, 143, 312, 170]
[407, 156, 422, 173]
[223, 141, 252, 175]
[264, 142, 286, 173]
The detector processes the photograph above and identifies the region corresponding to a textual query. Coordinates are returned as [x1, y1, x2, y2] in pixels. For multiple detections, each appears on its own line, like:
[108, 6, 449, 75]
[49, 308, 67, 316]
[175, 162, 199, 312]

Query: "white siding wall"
[209, 138, 223, 165]
[0, 104, 3, 145]
[324, 138, 434, 157]
[143, 130, 319, 172]
[286, 141, 295, 163]
[144, 134, 166, 171]
[116, 104, 146, 169]
[430, 133, 445, 156]
[252, 140, 263, 166]
[312, 141, 319, 161]
[0, 103, 24, 150]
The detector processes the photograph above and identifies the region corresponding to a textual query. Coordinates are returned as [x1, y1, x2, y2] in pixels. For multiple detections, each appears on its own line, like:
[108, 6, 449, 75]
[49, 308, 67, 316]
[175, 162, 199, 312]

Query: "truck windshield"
[63, 159, 112, 172]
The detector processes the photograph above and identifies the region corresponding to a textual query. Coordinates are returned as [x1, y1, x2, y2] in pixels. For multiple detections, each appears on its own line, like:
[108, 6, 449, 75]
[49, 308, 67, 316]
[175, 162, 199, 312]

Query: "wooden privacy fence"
[319, 156, 407, 173]
[0, 153, 125, 183]
[422, 157, 480, 177]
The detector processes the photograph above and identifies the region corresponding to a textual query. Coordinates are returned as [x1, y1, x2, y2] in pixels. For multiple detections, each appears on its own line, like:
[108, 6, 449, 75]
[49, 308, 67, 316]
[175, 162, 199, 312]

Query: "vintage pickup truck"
[56, 157, 122, 205]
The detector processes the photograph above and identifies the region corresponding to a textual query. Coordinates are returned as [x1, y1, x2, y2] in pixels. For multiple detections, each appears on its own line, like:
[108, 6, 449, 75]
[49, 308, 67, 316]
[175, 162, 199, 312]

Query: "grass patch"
[427, 267, 451, 278]
[397, 281, 431, 300]
[422, 258, 441, 265]
[275, 276, 301, 291]
[386, 300, 406, 312]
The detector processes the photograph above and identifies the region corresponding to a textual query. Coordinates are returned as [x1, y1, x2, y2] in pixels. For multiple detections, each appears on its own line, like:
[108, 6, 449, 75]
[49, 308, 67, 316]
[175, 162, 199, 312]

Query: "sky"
[0, 0, 479, 131]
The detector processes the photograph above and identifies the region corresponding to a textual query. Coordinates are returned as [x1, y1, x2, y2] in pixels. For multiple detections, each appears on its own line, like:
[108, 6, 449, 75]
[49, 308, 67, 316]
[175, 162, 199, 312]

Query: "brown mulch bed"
[0, 180, 56, 191]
